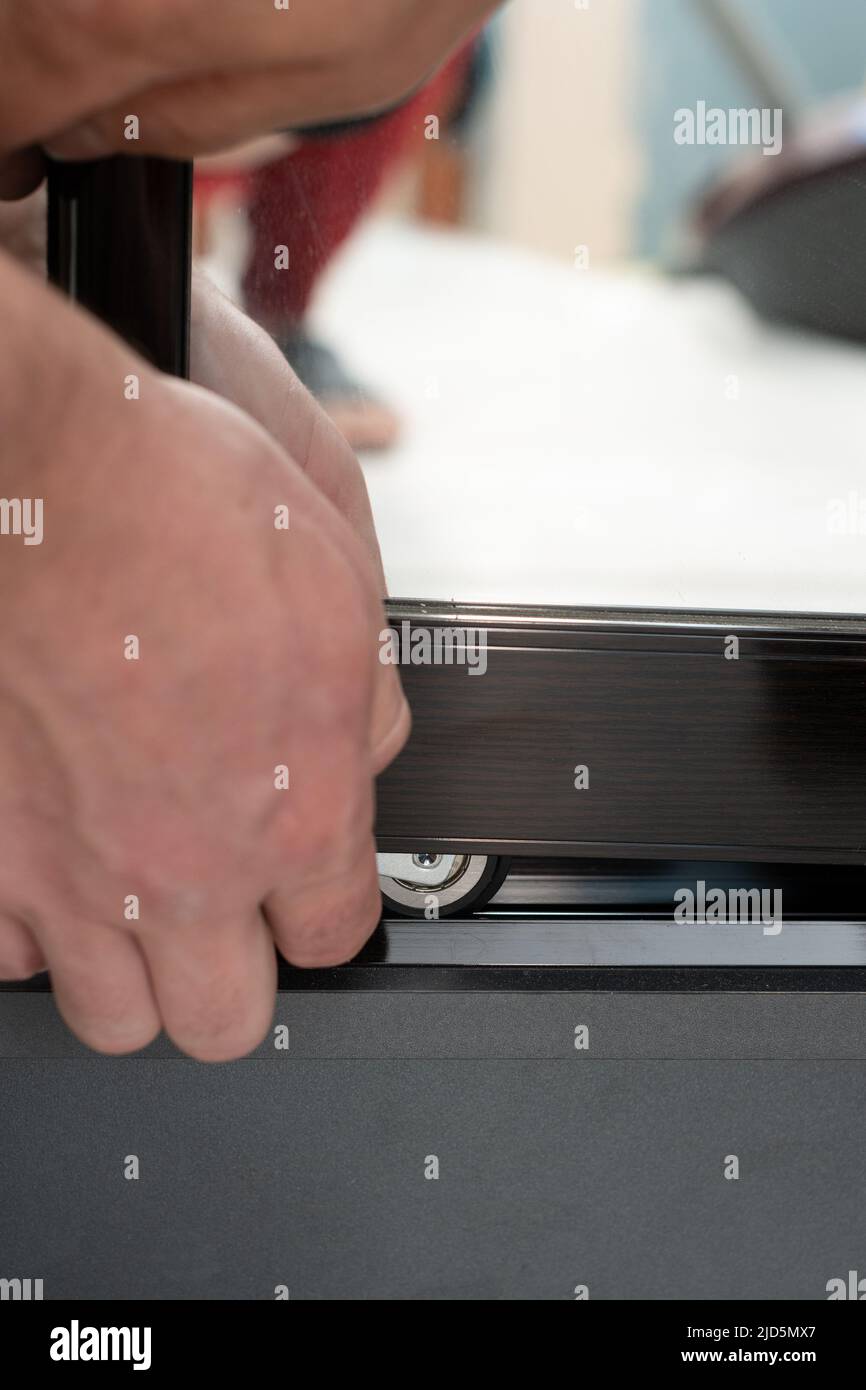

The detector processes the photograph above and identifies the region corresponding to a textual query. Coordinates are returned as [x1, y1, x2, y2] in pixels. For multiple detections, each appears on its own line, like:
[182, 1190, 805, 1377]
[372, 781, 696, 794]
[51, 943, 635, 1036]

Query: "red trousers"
[241, 57, 468, 323]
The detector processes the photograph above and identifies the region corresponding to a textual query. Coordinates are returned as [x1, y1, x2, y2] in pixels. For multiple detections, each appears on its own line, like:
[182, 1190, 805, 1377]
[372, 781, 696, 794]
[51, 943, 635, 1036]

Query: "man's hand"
[0, 249, 409, 1060]
[0, 0, 496, 194]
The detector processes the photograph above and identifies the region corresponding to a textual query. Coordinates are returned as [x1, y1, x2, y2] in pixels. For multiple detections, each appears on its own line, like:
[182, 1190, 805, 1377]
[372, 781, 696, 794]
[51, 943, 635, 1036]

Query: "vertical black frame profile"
[47, 155, 192, 378]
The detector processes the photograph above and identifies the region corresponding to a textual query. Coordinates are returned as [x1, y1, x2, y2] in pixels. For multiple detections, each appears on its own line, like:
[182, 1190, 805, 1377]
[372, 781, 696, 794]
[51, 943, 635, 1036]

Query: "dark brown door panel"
[376, 605, 866, 863]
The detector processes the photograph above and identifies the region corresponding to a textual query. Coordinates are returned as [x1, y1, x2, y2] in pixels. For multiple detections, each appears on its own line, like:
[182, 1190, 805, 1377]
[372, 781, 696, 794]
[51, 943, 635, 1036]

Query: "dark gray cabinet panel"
[1, 992, 864, 1301]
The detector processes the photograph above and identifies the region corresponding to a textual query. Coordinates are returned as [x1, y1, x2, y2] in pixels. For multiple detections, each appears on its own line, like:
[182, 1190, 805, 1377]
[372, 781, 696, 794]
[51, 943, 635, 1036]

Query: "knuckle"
[284, 884, 381, 969]
[0, 939, 43, 979]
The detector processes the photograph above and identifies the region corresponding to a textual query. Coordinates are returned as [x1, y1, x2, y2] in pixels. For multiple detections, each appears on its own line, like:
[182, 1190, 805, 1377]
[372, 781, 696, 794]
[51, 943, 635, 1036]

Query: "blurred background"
[193, 0, 866, 613]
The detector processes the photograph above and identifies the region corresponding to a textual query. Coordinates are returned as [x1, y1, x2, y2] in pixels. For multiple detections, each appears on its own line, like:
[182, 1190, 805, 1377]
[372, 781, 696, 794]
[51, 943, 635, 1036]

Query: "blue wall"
[637, 0, 866, 255]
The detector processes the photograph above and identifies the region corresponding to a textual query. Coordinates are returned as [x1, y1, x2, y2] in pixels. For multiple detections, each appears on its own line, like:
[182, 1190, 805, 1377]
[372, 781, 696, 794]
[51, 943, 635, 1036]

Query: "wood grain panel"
[376, 604, 866, 864]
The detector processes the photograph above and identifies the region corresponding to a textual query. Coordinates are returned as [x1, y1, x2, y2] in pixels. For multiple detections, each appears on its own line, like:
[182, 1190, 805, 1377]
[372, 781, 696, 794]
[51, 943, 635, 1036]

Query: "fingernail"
[44, 122, 109, 160]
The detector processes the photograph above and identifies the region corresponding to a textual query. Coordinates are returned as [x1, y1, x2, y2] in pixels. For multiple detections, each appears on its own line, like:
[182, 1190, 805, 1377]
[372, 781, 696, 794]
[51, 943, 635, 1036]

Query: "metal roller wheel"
[377, 852, 511, 919]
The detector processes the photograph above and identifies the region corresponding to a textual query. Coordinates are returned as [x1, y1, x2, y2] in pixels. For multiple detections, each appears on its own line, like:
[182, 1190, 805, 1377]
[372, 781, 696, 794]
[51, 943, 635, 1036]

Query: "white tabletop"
[312, 219, 866, 615]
